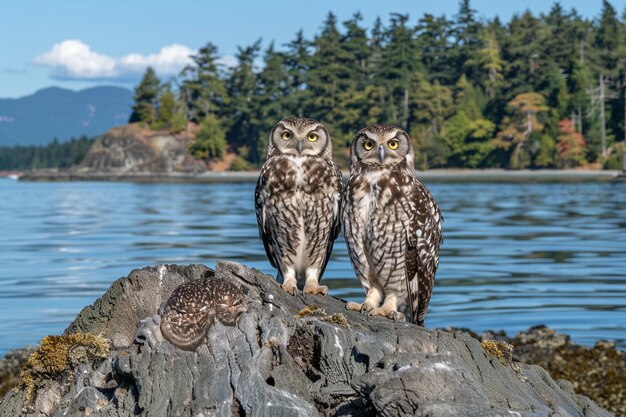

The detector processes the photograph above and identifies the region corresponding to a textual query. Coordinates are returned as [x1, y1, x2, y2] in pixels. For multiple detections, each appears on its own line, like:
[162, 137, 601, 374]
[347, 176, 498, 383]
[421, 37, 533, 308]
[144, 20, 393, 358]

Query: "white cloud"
[34, 40, 197, 80]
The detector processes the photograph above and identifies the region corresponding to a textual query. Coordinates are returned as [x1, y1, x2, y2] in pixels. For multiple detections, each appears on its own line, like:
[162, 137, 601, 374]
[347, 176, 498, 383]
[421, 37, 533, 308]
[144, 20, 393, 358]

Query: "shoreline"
[12, 168, 626, 183]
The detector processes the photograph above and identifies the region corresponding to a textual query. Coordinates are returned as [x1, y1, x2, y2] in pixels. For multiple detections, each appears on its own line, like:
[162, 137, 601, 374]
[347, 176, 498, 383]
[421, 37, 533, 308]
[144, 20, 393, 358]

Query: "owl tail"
[406, 273, 421, 326]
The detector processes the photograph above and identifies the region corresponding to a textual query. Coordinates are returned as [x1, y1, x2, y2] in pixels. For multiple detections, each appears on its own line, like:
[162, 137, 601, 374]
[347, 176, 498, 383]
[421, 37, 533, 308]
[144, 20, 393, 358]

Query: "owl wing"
[255, 165, 279, 270]
[160, 306, 215, 351]
[317, 160, 344, 280]
[405, 178, 443, 325]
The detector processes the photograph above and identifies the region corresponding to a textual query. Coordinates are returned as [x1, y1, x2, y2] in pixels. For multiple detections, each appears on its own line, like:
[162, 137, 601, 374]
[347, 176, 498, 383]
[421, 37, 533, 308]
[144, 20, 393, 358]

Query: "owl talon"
[369, 306, 405, 321]
[281, 282, 298, 296]
[361, 301, 377, 314]
[303, 284, 328, 296]
[346, 301, 363, 311]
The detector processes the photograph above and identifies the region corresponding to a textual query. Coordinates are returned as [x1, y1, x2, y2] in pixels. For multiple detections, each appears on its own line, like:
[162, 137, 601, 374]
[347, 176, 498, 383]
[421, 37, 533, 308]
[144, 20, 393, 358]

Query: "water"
[0, 179, 625, 355]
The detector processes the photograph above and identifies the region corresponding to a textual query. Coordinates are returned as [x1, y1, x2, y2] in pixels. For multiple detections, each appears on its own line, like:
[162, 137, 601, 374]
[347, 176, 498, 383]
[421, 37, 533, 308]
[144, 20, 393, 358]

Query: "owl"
[255, 118, 342, 296]
[342, 125, 443, 325]
[160, 277, 248, 351]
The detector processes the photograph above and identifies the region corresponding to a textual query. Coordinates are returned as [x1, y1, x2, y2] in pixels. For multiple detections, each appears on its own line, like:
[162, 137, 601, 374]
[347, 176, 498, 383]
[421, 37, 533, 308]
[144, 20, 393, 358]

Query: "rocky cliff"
[0, 262, 613, 417]
[78, 124, 207, 174]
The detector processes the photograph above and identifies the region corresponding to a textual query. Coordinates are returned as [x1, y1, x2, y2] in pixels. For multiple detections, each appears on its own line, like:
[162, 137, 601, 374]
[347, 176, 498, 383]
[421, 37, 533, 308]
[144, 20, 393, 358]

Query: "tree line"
[0, 136, 94, 170]
[131, 0, 626, 169]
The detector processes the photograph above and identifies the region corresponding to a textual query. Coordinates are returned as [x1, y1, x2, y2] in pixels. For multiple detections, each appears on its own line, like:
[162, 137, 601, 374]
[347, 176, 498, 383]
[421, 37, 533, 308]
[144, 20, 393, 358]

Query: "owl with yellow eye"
[342, 125, 443, 325]
[255, 118, 342, 296]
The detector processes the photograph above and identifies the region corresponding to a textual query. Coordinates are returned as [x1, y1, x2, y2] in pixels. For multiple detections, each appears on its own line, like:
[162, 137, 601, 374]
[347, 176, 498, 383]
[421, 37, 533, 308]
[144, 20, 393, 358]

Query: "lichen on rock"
[18, 333, 110, 408]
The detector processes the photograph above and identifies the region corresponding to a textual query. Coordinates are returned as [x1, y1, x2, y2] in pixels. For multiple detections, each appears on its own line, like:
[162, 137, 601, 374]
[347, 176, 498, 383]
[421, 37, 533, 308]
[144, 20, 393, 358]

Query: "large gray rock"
[78, 124, 207, 174]
[0, 262, 612, 417]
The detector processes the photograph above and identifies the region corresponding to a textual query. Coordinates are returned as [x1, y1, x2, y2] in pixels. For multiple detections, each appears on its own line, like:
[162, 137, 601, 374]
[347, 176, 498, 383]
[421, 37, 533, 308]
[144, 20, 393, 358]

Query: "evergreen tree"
[284, 30, 312, 116]
[129, 67, 160, 124]
[416, 14, 455, 84]
[226, 39, 262, 160]
[180, 42, 227, 121]
[594, 0, 621, 77]
[307, 12, 351, 130]
[256, 42, 290, 158]
[378, 13, 421, 128]
[190, 114, 227, 159]
[452, 0, 483, 81]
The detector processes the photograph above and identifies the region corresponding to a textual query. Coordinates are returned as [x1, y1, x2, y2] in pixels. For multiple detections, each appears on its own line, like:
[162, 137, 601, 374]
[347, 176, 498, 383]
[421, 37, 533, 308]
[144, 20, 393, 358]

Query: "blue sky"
[0, 0, 622, 98]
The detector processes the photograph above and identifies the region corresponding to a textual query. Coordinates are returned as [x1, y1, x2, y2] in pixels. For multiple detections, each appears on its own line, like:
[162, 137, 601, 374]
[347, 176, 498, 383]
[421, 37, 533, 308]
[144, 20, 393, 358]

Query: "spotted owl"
[342, 125, 443, 325]
[255, 118, 343, 296]
[160, 277, 248, 351]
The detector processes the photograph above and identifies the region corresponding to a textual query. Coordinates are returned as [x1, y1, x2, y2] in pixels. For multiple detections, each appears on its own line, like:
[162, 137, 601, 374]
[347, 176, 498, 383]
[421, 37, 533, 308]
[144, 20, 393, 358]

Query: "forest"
[5, 1, 625, 171]
[128, 0, 626, 170]
[0, 136, 94, 170]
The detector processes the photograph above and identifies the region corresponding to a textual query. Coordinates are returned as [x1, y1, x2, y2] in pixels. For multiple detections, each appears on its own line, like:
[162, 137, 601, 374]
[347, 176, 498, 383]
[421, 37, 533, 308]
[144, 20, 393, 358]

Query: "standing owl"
[342, 125, 443, 325]
[255, 118, 342, 296]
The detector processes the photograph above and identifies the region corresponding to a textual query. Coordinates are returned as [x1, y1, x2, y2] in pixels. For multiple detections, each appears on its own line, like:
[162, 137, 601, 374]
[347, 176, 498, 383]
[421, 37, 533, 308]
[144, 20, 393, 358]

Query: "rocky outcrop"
[78, 124, 207, 174]
[0, 262, 613, 417]
[450, 326, 626, 417]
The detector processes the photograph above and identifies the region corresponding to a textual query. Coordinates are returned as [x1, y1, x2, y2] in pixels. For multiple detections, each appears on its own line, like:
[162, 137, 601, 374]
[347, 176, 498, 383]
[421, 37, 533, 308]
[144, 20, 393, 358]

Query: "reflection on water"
[0, 180, 625, 354]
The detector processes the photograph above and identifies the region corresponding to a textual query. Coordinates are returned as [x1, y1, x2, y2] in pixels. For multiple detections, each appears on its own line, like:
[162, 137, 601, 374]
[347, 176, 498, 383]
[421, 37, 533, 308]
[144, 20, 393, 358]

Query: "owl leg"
[281, 267, 298, 296]
[303, 267, 328, 296]
[368, 294, 406, 321]
[346, 287, 382, 313]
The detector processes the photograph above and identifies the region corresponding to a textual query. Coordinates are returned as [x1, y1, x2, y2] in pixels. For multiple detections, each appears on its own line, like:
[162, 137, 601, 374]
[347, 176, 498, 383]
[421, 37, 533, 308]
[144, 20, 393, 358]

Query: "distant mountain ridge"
[0, 86, 133, 146]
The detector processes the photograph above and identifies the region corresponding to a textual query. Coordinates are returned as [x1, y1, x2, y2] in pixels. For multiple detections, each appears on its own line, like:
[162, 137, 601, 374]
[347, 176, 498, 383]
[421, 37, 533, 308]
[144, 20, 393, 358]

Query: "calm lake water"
[0, 179, 625, 355]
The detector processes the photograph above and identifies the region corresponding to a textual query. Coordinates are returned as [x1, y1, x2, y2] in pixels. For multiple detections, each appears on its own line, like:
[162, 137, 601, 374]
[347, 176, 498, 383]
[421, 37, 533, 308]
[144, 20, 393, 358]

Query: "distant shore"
[10, 168, 626, 183]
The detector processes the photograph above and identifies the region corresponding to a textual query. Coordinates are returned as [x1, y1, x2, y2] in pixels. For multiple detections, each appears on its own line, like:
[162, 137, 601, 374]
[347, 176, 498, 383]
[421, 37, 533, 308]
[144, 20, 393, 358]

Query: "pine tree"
[191, 114, 227, 159]
[129, 67, 160, 124]
[226, 39, 262, 160]
[452, 0, 483, 81]
[416, 14, 455, 84]
[256, 42, 290, 159]
[180, 42, 227, 121]
[307, 12, 351, 129]
[284, 30, 312, 116]
[378, 14, 421, 128]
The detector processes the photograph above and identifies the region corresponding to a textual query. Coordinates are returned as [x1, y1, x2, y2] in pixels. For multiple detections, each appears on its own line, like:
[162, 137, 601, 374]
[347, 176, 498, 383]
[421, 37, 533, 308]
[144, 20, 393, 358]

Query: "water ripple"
[0, 180, 625, 354]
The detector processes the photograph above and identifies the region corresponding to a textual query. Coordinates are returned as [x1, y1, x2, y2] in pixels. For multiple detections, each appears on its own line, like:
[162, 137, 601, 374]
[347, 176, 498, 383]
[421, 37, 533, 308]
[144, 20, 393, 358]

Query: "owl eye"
[388, 140, 399, 150]
[363, 140, 375, 151]
[281, 131, 292, 140]
[307, 133, 319, 142]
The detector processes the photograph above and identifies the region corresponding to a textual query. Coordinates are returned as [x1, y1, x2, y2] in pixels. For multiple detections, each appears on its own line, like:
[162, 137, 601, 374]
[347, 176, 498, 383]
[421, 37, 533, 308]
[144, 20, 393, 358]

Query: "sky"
[0, 0, 623, 99]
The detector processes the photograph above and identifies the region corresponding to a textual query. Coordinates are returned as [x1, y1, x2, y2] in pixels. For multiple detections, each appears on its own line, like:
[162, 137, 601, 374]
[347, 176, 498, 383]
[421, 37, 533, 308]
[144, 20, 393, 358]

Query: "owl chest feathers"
[350, 169, 409, 225]
[258, 154, 341, 278]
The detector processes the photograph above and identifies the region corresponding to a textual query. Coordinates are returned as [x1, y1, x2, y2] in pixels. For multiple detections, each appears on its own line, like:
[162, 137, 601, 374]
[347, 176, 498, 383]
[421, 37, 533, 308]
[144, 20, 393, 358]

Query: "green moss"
[19, 333, 110, 406]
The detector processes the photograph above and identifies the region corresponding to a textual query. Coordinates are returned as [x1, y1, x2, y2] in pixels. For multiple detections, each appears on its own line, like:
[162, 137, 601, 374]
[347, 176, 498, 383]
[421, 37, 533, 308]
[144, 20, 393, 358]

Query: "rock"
[78, 124, 207, 174]
[0, 347, 36, 398]
[448, 326, 626, 417]
[0, 262, 613, 417]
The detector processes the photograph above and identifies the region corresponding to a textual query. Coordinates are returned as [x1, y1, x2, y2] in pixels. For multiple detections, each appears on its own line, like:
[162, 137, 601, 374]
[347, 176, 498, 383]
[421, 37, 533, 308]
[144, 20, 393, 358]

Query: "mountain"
[0, 86, 133, 146]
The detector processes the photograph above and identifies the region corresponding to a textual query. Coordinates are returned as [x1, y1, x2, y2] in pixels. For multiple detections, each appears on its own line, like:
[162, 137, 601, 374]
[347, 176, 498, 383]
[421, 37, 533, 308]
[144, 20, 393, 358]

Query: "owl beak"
[378, 145, 385, 163]
[296, 140, 304, 154]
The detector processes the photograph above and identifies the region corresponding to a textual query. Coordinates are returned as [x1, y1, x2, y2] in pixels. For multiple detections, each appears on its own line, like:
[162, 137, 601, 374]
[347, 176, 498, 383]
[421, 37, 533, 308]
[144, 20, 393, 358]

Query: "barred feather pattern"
[255, 154, 342, 286]
[343, 161, 443, 325]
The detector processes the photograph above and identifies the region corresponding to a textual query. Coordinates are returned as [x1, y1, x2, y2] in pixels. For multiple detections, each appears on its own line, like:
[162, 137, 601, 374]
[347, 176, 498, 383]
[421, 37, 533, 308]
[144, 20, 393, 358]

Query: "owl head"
[212, 279, 248, 326]
[350, 124, 415, 172]
[266, 117, 332, 159]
